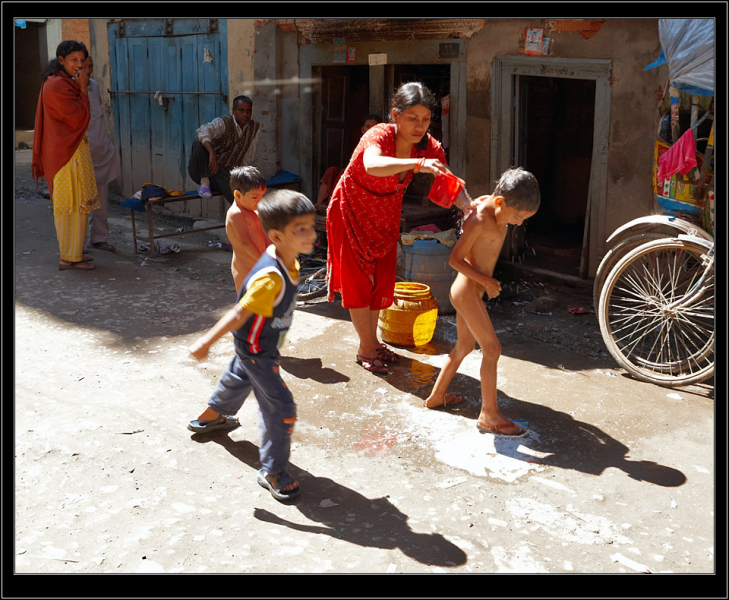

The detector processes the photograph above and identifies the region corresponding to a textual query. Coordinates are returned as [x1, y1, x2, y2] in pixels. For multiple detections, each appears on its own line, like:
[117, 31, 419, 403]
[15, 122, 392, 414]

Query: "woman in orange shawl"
[32, 41, 100, 271]
[326, 82, 471, 374]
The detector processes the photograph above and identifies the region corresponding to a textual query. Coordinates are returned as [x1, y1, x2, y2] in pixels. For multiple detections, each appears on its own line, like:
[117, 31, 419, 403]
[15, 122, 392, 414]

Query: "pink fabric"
[658, 128, 697, 180]
[410, 224, 442, 233]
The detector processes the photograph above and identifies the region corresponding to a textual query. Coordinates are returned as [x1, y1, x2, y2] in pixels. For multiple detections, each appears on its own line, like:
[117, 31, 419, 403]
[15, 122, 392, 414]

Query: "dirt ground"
[11, 149, 718, 590]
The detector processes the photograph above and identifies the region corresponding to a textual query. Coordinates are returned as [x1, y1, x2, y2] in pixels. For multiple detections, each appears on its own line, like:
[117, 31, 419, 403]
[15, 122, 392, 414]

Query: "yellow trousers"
[52, 136, 99, 262]
[54, 211, 89, 263]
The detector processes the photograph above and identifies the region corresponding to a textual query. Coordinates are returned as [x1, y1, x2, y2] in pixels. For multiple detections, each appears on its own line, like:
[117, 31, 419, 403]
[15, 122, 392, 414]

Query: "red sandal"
[376, 344, 400, 364]
[355, 354, 388, 374]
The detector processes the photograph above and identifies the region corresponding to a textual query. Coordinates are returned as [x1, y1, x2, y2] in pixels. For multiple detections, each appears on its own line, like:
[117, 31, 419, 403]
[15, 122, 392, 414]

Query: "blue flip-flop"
[197, 186, 213, 199]
[257, 469, 301, 501]
[187, 414, 239, 433]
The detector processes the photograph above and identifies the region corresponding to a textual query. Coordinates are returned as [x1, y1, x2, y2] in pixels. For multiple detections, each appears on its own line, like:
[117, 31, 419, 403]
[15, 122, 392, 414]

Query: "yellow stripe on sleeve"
[239, 272, 283, 317]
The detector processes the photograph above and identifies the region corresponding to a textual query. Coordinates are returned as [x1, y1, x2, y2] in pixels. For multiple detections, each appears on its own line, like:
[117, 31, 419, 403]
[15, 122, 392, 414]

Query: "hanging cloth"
[657, 127, 697, 181]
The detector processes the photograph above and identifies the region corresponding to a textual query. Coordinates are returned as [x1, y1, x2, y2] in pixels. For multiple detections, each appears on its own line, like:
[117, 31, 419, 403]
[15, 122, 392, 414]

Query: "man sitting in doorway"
[187, 95, 260, 202]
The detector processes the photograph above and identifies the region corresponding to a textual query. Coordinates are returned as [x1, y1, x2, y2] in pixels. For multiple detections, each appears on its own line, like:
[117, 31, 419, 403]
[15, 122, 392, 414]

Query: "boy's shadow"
[191, 434, 466, 567]
[387, 354, 686, 488]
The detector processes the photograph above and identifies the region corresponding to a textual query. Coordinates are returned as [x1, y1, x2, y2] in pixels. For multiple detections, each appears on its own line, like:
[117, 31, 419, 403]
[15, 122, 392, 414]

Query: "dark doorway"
[15, 22, 43, 132]
[317, 65, 370, 181]
[514, 76, 596, 277]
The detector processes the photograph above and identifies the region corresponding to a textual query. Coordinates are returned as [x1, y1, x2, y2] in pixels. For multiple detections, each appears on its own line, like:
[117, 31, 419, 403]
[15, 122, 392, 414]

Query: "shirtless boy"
[424, 167, 541, 436]
[226, 166, 269, 294]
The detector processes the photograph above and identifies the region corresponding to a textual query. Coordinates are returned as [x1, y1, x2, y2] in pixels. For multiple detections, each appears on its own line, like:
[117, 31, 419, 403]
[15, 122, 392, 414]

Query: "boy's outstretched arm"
[448, 210, 502, 299]
[190, 303, 252, 361]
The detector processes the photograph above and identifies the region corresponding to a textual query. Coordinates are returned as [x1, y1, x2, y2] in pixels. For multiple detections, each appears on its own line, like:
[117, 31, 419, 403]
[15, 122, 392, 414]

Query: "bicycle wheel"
[598, 237, 714, 387]
[593, 232, 668, 311]
[297, 266, 328, 301]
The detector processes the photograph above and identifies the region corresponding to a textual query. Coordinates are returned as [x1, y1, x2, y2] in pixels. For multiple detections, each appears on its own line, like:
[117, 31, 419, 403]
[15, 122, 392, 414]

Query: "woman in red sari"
[32, 40, 99, 271]
[327, 82, 471, 374]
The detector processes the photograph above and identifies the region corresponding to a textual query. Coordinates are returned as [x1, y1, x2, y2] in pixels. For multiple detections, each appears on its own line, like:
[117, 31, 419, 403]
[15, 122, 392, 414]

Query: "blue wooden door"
[109, 19, 229, 195]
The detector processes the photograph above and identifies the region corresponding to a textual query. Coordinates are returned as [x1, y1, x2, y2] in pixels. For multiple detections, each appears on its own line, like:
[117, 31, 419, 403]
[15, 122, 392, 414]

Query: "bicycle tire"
[598, 237, 714, 387]
[297, 266, 328, 301]
[593, 232, 668, 312]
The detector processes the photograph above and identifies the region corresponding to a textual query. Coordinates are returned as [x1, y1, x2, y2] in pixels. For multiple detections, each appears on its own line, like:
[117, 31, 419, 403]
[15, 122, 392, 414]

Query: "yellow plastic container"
[378, 282, 438, 346]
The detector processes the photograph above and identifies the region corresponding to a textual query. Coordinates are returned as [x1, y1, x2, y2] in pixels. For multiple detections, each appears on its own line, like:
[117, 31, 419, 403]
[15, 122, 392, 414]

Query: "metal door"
[109, 19, 229, 196]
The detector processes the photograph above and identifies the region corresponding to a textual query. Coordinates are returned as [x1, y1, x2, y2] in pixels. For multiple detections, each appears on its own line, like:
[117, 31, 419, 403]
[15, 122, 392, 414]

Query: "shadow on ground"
[190, 434, 468, 568]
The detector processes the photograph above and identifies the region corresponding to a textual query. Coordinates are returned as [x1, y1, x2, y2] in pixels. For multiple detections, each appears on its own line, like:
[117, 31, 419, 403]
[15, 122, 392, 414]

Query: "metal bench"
[129, 192, 226, 259]
[126, 170, 303, 259]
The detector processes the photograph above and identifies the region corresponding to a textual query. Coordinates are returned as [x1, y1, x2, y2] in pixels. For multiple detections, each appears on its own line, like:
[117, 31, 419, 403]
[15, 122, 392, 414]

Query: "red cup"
[428, 172, 465, 208]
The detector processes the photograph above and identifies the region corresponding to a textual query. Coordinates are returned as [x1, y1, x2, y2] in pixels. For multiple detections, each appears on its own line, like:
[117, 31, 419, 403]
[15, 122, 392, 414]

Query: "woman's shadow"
[386, 352, 687, 488]
[191, 434, 467, 567]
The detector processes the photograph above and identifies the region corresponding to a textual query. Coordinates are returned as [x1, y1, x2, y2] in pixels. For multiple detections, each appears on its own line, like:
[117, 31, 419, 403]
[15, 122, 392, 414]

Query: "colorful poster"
[333, 37, 346, 62]
[525, 28, 544, 56]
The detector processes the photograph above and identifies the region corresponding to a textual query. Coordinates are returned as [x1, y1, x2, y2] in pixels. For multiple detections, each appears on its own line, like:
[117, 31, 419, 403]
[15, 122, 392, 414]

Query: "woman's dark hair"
[389, 81, 438, 152]
[41, 40, 89, 82]
[389, 81, 438, 119]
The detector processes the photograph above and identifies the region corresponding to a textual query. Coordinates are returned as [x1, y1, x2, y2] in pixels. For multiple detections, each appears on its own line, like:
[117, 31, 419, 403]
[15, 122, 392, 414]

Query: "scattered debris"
[138, 241, 181, 254]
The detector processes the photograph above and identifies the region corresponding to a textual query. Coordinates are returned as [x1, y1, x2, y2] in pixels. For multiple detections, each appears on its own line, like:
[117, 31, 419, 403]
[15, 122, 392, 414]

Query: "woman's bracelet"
[413, 157, 426, 174]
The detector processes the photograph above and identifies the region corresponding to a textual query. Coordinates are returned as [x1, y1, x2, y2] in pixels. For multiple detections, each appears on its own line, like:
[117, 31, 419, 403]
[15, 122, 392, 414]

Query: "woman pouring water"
[326, 81, 472, 374]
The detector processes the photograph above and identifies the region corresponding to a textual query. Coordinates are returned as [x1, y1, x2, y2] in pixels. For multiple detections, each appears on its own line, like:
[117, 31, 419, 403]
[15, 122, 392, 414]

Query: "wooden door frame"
[491, 56, 612, 278]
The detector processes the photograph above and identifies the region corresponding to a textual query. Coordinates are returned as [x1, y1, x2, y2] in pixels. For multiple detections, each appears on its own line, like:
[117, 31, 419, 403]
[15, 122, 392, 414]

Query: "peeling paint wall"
[465, 19, 666, 239]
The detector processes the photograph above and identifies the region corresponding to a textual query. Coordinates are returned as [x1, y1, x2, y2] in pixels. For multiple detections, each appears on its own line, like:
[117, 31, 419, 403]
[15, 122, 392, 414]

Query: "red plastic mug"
[428, 172, 465, 208]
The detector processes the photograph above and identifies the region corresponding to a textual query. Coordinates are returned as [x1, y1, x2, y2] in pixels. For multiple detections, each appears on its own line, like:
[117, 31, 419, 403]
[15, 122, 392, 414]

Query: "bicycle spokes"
[599, 238, 714, 387]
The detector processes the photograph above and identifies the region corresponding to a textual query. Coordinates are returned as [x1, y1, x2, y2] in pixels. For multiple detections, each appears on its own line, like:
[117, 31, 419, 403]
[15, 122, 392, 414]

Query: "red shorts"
[327, 202, 397, 310]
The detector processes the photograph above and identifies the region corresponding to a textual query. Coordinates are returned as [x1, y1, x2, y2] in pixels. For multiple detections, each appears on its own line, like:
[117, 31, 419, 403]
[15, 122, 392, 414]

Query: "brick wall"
[61, 19, 90, 47]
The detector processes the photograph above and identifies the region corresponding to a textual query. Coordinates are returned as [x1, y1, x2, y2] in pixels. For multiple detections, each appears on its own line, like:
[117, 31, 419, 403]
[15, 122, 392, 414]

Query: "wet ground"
[11, 149, 718, 589]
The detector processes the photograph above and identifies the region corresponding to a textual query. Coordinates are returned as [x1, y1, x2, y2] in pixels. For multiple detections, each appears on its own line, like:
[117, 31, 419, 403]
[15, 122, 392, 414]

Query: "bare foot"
[423, 393, 466, 409]
[195, 408, 220, 424]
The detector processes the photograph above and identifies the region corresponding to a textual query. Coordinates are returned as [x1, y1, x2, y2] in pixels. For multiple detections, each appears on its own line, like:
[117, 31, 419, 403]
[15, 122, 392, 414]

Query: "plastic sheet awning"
[644, 18, 714, 96]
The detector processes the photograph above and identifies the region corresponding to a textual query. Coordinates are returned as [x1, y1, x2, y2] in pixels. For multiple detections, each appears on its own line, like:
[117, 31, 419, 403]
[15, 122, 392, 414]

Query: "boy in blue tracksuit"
[189, 190, 317, 501]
